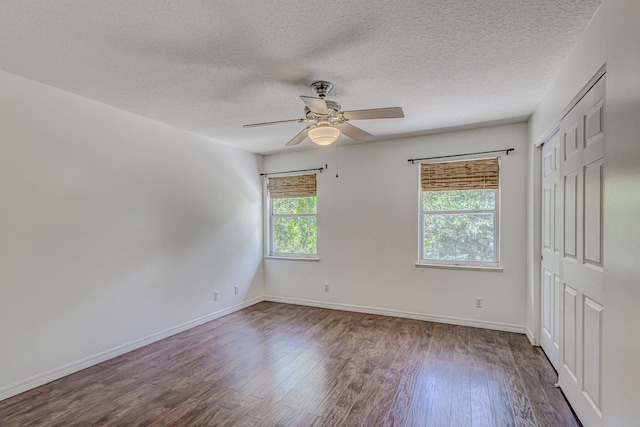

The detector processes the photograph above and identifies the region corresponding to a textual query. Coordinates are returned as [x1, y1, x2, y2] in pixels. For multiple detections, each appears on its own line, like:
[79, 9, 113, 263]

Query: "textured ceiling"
[0, 0, 601, 154]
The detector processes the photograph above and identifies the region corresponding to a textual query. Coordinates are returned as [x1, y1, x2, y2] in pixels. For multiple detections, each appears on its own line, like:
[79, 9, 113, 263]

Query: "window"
[419, 158, 500, 267]
[267, 174, 317, 258]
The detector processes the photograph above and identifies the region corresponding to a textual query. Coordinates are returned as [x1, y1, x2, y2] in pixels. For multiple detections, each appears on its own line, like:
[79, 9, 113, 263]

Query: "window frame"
[417, 157, 501, 269]
[265, 174, 319, 260]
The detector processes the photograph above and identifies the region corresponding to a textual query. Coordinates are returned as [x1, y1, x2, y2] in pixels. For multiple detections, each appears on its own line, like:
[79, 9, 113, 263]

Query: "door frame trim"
[534, 64, 607, 148]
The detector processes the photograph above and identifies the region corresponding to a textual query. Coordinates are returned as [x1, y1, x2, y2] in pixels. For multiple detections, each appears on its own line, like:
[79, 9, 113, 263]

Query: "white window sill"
[265, 256, 319, 262]
[415, 262, 503, 272]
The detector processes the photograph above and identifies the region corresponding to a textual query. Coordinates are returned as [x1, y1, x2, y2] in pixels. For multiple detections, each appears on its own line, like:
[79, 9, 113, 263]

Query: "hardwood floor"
[0, 302, 579, 426]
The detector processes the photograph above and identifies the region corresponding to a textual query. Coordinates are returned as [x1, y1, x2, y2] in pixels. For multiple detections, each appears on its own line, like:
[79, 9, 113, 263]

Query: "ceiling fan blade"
[335, 122, 373, 142]
[286, 127, 311, 146]
[300, 96, 329, 114]
[243, 118, 305, 128]
[342, 107, 404, 121]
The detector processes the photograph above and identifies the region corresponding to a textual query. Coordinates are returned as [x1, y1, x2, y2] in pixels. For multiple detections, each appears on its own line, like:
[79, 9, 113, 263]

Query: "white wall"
[0, 71, 264, 399]
[528, 1, 640, 424]
[264, 123, 528, 331]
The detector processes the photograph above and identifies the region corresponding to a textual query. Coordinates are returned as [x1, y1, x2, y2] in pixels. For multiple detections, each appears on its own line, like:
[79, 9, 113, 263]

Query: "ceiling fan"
[243, 81, 404, 147]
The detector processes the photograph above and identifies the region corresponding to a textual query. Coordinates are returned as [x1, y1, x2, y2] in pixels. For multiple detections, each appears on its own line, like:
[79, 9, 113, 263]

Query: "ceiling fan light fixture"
[308, 123, 340, 146]
[243, 81, 403, 147]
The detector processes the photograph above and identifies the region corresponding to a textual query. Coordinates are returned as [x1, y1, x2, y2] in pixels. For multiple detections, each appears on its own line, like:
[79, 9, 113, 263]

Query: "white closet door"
[559, 75, 605, 427]
[540, 131, 562, 370]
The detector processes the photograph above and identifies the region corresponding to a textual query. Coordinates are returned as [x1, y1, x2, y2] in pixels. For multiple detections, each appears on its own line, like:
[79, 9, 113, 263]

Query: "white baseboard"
[264, 295, 526, 334]
[0, 297, 264, 401]
[526, 327, 538, 346]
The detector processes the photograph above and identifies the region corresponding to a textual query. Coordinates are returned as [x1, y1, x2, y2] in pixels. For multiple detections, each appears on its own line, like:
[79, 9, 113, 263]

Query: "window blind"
[267, 174, 317, 199]
[421, 157, 500, 191]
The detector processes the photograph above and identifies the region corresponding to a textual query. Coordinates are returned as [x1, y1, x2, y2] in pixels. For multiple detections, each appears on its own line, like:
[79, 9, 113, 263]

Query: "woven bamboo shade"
[268, 174, 317, 199]
[421, 158, 500, 191]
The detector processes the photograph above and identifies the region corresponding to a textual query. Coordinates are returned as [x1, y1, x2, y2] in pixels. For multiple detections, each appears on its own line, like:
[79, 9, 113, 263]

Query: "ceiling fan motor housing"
[304, 101, 341, 118]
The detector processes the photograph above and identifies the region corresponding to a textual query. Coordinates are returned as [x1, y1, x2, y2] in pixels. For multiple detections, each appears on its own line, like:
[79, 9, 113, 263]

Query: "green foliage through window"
[423, 190, 495, 211]
[422, 190, 497, 263]
[272, 197, 317, 215]
[271, 197, 317, 255]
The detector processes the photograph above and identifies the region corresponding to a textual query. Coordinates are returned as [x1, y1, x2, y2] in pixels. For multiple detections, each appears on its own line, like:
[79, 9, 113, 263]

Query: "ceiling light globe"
[308, 124, 340, 146]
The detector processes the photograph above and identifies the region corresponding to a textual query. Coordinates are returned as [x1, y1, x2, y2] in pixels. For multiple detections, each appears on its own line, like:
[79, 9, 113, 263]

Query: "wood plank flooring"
[0, 302, 580, 426]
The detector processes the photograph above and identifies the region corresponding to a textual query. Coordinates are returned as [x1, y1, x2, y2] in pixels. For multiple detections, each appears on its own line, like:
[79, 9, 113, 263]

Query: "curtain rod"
[260, 167, 324, 177]
[407, 148, 515, 164]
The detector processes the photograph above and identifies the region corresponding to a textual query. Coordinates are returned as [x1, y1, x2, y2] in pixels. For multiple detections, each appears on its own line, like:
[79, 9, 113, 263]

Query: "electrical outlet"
[234, 285, 239, 295]
[214, 291, 220, 301]
[475, 297, 483, 308]
[324, 283, 330, 292]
